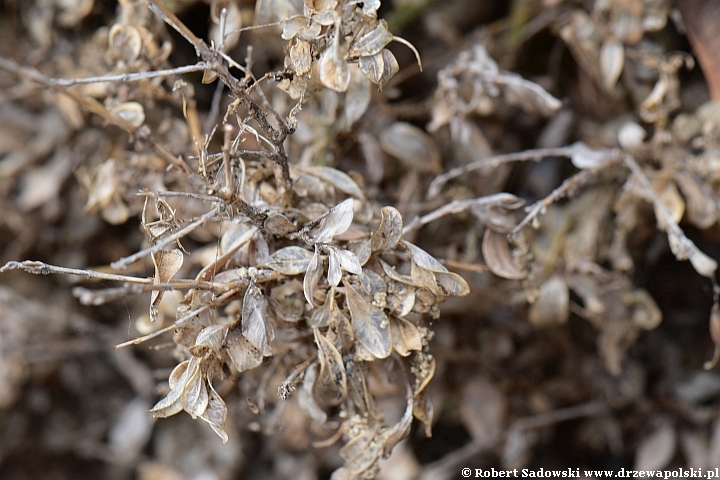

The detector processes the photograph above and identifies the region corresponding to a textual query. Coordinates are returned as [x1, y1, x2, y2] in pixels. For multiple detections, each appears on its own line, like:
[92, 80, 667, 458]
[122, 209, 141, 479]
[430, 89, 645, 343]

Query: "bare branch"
[111, 206, 221, 270]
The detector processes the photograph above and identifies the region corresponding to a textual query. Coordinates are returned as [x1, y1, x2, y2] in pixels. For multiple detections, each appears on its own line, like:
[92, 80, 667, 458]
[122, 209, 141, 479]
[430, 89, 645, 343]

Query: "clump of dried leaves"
[3, 0, 720, 478]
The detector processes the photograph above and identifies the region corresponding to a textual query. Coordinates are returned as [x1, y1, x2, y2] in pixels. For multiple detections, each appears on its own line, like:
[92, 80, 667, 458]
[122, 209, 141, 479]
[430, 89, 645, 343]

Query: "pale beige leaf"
[528, 275, 569, 327]
[482, 229, 526, 280]
[189, 324, 228, 357]
[344, 66, 371, 127]
[242, 284, 273, 356]
[320, 26, 351, 92]
[150, 249, 184, 321]
[225, 325, 263, 372]
[328, 247, 343, 287]
[379, 122, 441, 173]
[459, 376, 506, 442]
[111, 102, 145, 128]
[316, 330, 347, 396]
[348, 20, 393, 58]
[303, 249, 322, 306]
[634, 420, 677, 471]
[264, 213, 297, 235]
[200, 382, 229, 443]
[310, 198, 355, 244]
[390, 316, 422, 356]
[289, 38, 312, 75]
[371, 206, 403, 252]
[600, 39, 624, 90]
[358, 49, 399, 90]
[675, 172, 717, 229]
[297, 362, 328, 423]
[264, 246, 314, 275]
[300, 166, 364, 199]
[345, 283, 391, 359]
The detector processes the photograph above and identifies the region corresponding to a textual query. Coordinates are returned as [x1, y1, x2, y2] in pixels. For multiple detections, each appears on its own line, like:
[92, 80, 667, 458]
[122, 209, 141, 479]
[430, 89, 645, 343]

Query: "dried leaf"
[705, 303, 720, 370]
[320, 24, 351, 93]
[358, 49, 399, 90]
[189, 324, 228, 358]
[345, 283, 391, 359]
[379, 122, 441, 174]
[459, 376, 506, 442]
[289, 38, 312, 75]
[300, 166, 364, 199]
[600, 39, 624, 90]
[328, 247, 343, 287]
[316, 329, 347, 397]
[242, 284, 273, 356]
[303, 0, 336, 14]
[344, 66, 371, 127]
[634, 420, 677, 471]
[675, 172, 717, 229]
[390, 316, 422, 356]
[571, 142, 612, 169]
[297, 362, 328, 423]
[200, 382, 229, 443]
[264, 246, 315, 275]
[310, 198, 355, 244]
[150, 249, 183, 322]
[224, 324, 263, 372]
[264, 213, 298, 235]
[528, 275, 570, 327]
[382, 398, 414, 457]
[348, 20, 393, 58]
[111, 102, 145, 128]
[303, 249, 322, 306]
[371, 206, 403, 252]
[482, 230, 526, 280]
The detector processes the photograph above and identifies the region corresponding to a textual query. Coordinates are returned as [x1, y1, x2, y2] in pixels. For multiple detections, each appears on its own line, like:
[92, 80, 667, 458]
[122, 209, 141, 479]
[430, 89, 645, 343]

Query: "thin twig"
[0, 260, 154, 283]
[48, 63, 207, 86]
[0, 56, 197, 177]
[402, 193, 525, 234]
[111, 206, 221, 270]
[427, 145, 588, 200]
[510, 153, 622, 238]
[114, 288, 240, 349]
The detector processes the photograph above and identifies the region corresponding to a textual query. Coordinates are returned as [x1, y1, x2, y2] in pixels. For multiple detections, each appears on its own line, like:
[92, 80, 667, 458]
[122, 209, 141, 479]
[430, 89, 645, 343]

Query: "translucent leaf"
[189, 324, 228, 358]
[345, 283, 391, 359]
[482, 230, 526, 280]
[634, 420, 677, 471]
[328, 247, 343, 287]
[310, 198, 355, 244]
[339, 424, 381, 475]
[303, 0, 336, 13]
[348, 20, 393, 58]
[289, 38, 312, 75]
[150, 249, 183, 322]
[148, 360, 192, 418]
[182, 368, 209, 419]
[379, 122, 441, 173]
[111, 102, 145, 128]
[402, 241, 447, 273]
[382, 398, 414, 457]
[344, 67, 371, 127]
[358, 49, 399, 90]
[675, 172, 717, 229]
[336, 248, 362, 275]
[390, 316, 422, 356]
[528, 275, 569, 327]
[264, 246, 314, 275]
[200, 382, 229, 443]
[297, 362, 328, 424]
[600, 39, 624, 90]
[303, 249, 322, 306]
[320, 26, 351, 93]
[571, 142, 611, 170]
[282, 15, 320, 41]
[242, 284, 273, 356]
[300, 166, 364, 199]
[316, 330, 347, 397]
[371, 206, 403, 252]
[225, 325, 263, 372]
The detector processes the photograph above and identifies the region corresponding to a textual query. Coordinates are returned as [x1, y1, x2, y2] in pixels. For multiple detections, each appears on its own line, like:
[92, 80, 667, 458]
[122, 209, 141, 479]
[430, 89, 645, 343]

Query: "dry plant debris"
[2, 0, 720, 479]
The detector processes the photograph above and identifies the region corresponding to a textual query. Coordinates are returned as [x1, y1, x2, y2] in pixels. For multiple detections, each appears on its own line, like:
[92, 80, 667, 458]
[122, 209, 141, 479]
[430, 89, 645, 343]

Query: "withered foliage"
[3, 0, 720, 478]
